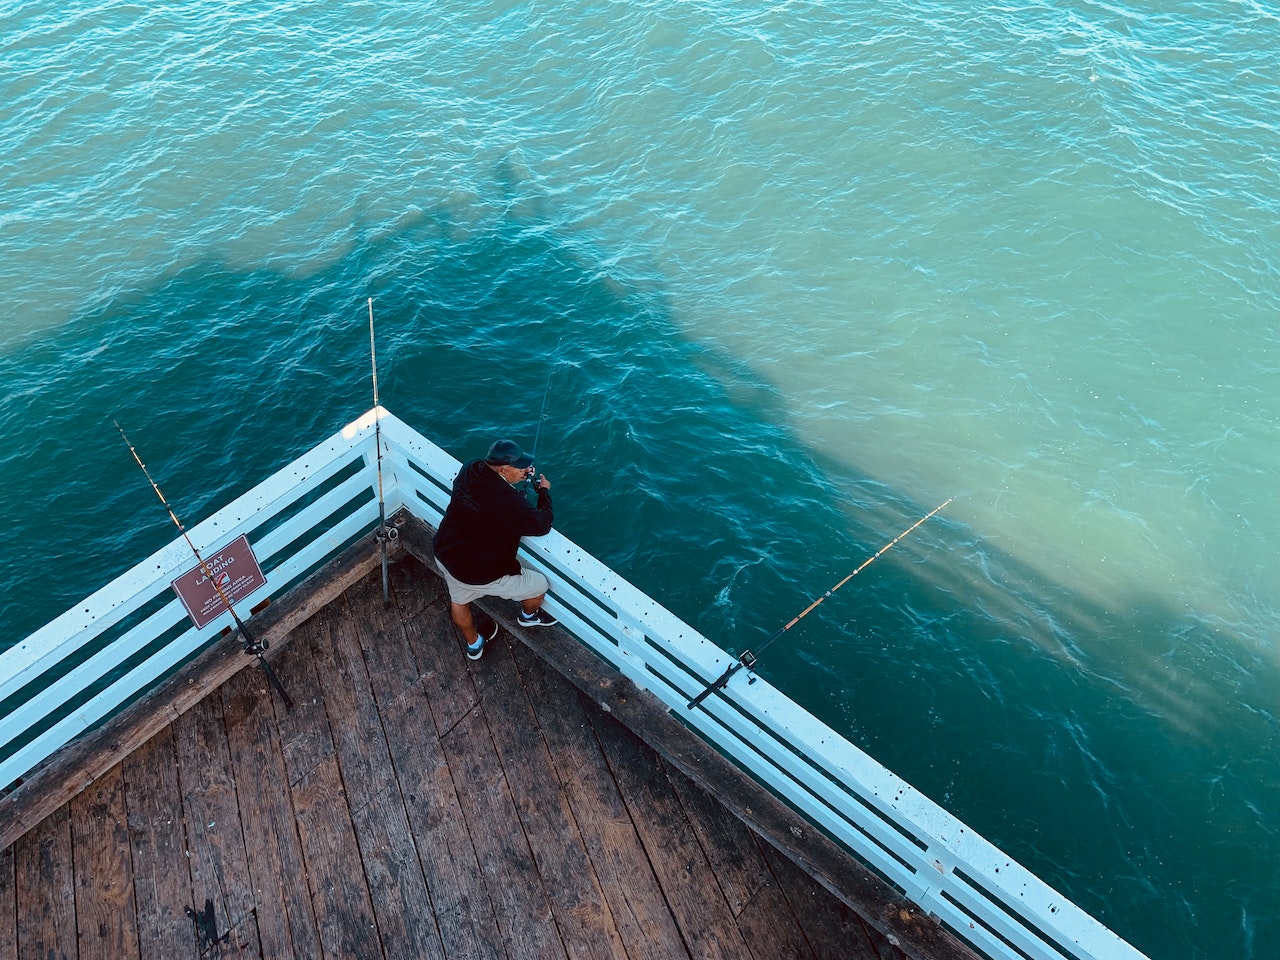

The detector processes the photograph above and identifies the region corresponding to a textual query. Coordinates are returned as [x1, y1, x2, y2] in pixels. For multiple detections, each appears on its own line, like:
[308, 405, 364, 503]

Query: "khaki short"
[435, 558, 550, 606]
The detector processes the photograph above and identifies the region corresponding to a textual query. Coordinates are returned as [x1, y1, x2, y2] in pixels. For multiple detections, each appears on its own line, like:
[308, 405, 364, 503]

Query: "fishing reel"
[242, 636, 269, 656]
[519, 465, 542, 504]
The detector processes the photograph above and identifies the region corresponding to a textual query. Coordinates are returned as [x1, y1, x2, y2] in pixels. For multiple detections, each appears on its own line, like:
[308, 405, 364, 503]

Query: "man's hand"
[535, 473, 551, 491]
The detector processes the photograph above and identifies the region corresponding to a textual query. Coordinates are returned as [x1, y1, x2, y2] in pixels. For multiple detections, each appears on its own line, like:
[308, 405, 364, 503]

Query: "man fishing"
[433, 438, 558, 660]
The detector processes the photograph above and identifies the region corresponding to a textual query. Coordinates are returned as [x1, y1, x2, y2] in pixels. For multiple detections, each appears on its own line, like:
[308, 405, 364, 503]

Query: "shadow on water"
[0, 200, 1274, 960]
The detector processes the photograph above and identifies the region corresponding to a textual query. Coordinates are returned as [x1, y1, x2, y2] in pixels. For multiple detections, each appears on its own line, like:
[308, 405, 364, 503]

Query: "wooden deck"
[0, 546, 969, 959]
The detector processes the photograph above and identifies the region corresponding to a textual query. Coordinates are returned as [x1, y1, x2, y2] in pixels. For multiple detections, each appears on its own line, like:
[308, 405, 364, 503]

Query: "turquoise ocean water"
[2, 2, 1278, 957]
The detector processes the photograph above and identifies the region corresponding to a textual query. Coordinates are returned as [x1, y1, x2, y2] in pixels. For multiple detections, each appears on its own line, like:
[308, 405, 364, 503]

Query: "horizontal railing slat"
[0, 536, 198, 705]
[0, 592, 190, 754]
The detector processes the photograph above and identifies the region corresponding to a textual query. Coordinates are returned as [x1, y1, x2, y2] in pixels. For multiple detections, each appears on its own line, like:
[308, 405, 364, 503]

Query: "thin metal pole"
[369, 297, 389, 605]
[688, 498, 954, 710]
[113, 419, 293, 709]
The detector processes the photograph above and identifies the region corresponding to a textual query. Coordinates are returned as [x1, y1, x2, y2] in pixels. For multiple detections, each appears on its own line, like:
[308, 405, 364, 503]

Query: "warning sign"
[171, 535, 267, 629]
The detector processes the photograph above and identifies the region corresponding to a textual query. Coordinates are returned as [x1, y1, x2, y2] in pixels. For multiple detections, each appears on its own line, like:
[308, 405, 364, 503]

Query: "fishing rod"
[531, 363, 554, 463]
[687, 497, 954, 711]
[368, 297, 390, 605]
[113, 419, 294, 710]
[521, 346, 562, 500]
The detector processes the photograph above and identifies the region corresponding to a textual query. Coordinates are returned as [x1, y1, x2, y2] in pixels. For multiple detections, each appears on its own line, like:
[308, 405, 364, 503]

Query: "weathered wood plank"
[347, 564, 424, 706]
[13, 806, 75, 960]
[273, 611, 338, 788]
[511, 641, 689, 960]
[441, 704, 567, 960]
[667, 766, 815, 960]
[587, 705, 749, 960]
[0, 843, 15, 960]
[221, 666, 323, 960]
[342, 570, 448, 959]
[490, 618, 974, 954]
[173, 696, 262, 956]
[291, 752, 383, 960]
[380, 682, 503, 960]
[762, 842, 910, 960]
[388, 540, 443, 621]
[123, 725, 200, 960]
[474, 641, 628, 960]
[402, 594, 482, 740]
[70, 764, 141, 960]
[351, 783, 447, 960]
[310, 590, 395, 811]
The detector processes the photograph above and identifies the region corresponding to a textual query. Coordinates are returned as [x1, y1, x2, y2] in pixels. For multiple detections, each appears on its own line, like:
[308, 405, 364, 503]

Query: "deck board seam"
[436, 717, 548, 960]
[356, 586, 453, 958]
[579, 693, 698, 960]
[186, 696, 263, 956]
[507, 640, 685, 960]
[115, 764, 146, 958]
[416, 633, 512, 960]
[288, 679, 383, 958]
[745, 829, 827, 959]
[229, 671, 323, 960]
[310, 590, 403, 960]
[492, 638, 634, 960]
[219, 682, 290, 957]
[473, 656, 576, 960]
[345, 594, 454, 959]
[522, 644, 637, 960]
[270, 616, 359, 960]
[0, 843, 16, 960]
[377, 672, 501, 960]
[666, 762, 756, 926]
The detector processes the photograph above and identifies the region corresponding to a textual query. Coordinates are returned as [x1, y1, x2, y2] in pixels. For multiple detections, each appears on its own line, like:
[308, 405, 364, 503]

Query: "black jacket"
[433, 459, 553, 585]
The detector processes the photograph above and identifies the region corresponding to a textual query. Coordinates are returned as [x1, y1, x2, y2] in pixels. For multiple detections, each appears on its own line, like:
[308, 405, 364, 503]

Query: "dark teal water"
[4, 3, 1279, 957]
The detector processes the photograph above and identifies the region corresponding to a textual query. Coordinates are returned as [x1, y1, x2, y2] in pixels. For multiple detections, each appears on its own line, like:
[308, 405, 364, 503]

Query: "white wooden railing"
[1, 409, 1148, 960]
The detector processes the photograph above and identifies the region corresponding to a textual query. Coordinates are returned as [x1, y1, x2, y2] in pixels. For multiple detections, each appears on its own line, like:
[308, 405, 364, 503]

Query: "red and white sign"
[170, 535, 267, 629]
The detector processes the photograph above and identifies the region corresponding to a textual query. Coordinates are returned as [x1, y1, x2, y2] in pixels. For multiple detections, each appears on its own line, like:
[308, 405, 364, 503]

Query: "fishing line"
[113, 419, 293, 710]
[368, 296, 392, 605]
[522, 341, 563, 500]
[530, 337, 565, 463]
[687, 497, 954, 710]
[531, 364, 554, 462]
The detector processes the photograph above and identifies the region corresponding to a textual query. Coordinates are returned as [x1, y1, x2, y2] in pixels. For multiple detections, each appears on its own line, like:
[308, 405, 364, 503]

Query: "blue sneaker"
[467, 620, 499, 660]
[517, 607, 558, 627]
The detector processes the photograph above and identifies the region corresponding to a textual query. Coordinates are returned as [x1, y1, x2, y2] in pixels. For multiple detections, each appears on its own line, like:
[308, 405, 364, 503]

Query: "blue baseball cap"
[485, 439, 534, 468]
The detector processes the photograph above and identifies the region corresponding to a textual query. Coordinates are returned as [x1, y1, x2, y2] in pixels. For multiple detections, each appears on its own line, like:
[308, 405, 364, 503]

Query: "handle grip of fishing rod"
[236, 622, 294, 709]
[686, 652, 755, 710]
